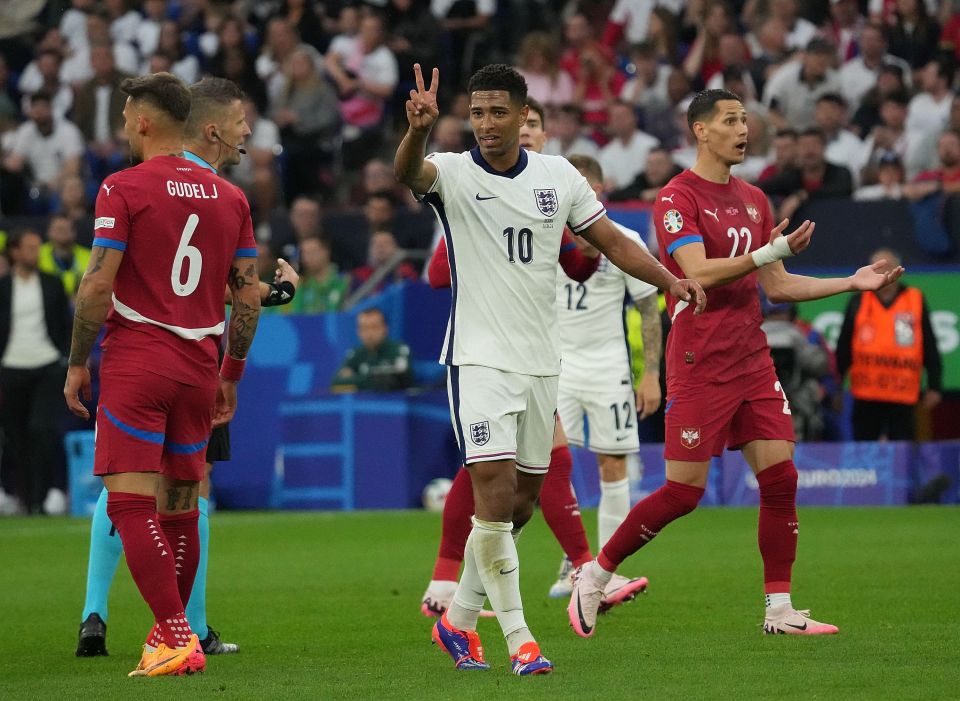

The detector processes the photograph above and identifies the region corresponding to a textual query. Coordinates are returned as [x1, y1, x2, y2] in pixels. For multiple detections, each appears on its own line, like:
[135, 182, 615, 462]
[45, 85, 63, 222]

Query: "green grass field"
[1, 506, 957, 700]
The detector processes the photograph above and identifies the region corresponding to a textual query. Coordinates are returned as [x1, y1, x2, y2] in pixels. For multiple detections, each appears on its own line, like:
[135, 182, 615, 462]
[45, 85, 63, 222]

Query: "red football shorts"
[664, 365, 796, 462]
[94, 369, 217, 482]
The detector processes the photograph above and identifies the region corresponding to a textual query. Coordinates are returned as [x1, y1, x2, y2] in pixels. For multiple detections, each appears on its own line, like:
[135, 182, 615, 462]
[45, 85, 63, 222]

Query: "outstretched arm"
[759, 257, 904, 304]
[395, 64, 440, 194]
[579, 216, 706, 313]
[64, 246, 124, 419]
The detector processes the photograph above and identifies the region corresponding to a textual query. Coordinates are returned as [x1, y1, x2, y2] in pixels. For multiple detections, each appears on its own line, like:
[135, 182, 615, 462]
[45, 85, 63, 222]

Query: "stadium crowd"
[0, 0, 955, 514]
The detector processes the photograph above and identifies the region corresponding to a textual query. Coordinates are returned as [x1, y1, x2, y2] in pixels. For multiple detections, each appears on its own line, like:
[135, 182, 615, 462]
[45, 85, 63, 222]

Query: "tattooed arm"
[64, 246, 124, 419]
[212, 256, 262, 427]
[633, 292, 663, 420]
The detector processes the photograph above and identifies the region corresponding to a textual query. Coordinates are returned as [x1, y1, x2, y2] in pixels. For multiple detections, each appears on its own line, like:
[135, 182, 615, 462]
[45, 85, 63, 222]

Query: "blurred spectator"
[272, 44, 339, 202]
[0, 54, 18, 124]
[152, 20, 200, 85]
[59, 0, 95, 54]
[326, 4, 360, 58]
[289, 236, 348, 313]
[839, 22, 912, 113]
[601, 0, 671, 49]
[761, 298, 831, 441]
[38, 214, 89, 300]
[104, 0, 143, 50]
[905, 57, 954, 135]
[682, 2, 736, 88]
[215, 47, 269, 117]
[853, 151, 906, 199]
[331, 307, 414, 392]
[826, 0, 865, 63]
[619, 41, 671, 117]
[278, 0, 329, 52]
[542, 104, 599, 159]
[757, 127, 798, 184]
[911, 92, 960, 174]
[352, 158, 415, 208]
[607, 146, 681, 202]
[386, 0, 443, 89]
[703, 33, 757, 98]
[760, 127, 853, 220]
[763, 38, 841, 130]
[431, 0, 495, 86]
[860, 90, 928, 181]
[3, 93, 84, 214]
[646, 6, 681, 65]
[364, 192, 397, 236]
[731, 110, 773, 183]
[515, 32, 574, 110]
[350, 230, 418, 293]
[561, 13, 624, 140]
[851, 63, 908, 137]
[324, 11, 398, 168]
[61, 11, 139, 85]
[836, 247, 942, 440]
[257, 17, 302, 108]
[55, 174, 94, 246]
[226, 96, 279, 222]
[203, 15, 257, 73]
[769, 0, 818, 51]
[598, 100, 659, 191]
[746, 17, 791, 99]
[904, 129, 960, 200]
[886, 0, 941, 69]
[71, 42, 131, 184]
[18, 48, 73, 119]
[814, 93, 867, 184]
[642, 67, 695, 150]
[427, 115, 468, 155]
[135, 0, 168, 60]
[0, 229, 71, 515]
[272, 195, 323, 262]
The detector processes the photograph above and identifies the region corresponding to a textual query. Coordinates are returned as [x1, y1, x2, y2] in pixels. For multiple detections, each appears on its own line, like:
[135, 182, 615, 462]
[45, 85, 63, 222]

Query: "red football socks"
[757, 460, 799, 594]
[432, 468, 474, 581]
[106, 491, 193, 648]
[539, 445, 592, 567]
[598, 479, 704, 572]
[159, 509, 201, 608]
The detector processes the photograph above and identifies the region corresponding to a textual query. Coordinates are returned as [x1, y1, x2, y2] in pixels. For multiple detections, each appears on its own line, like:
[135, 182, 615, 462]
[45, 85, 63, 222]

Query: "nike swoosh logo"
[499, 566, 518, 575]
[145, 654, 179, 672]
[475, 193, 498, 201]
[785, 622, 807, 631]
[576, 596, 593, 634]
[615, 435, 630, 441]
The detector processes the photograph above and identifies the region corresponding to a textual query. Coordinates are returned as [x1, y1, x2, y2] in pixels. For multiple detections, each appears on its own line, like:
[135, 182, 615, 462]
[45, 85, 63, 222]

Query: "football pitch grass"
[2, 506, 957, 700]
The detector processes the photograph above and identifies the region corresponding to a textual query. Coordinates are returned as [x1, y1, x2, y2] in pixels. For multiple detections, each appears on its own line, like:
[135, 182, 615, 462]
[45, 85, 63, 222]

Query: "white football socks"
[470, 517, 533, 655]
[598, 477, 631, 547]
[765, 592, 792, 610]
[447, 531, 486, 632]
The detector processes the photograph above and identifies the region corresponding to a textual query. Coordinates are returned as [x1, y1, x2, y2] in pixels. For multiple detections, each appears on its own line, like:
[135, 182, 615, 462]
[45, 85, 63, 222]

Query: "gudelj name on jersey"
[166, 180, 219, 199]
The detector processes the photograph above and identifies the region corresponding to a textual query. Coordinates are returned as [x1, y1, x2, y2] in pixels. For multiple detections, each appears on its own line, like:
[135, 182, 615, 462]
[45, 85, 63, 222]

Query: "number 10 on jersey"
[503, 227, 533, 264]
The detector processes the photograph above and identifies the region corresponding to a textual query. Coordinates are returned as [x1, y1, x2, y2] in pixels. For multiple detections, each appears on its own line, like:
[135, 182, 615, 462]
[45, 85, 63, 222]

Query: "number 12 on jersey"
[502, 227, 533, 264]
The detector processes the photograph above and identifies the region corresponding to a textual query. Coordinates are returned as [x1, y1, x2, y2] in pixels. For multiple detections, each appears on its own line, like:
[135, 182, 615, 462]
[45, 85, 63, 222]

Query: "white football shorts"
[447, 365, 559, 473]
[557, 380, 640, 454]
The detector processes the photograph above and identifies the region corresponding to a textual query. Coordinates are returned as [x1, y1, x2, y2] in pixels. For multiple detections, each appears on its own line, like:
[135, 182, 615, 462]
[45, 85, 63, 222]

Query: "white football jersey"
[557, 222, 656, 390]
[423, 148, 605, 375]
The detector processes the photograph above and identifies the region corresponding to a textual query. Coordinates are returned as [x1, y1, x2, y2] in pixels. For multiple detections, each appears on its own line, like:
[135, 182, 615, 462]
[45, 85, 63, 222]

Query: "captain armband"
[263, 280, 296, 307]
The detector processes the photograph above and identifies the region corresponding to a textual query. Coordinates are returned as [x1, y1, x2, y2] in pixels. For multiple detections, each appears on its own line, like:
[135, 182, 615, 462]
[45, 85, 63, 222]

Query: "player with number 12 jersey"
[93, 156, 256, 391]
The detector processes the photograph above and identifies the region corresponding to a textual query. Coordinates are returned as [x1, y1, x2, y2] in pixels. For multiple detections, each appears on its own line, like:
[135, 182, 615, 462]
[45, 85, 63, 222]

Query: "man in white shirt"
[814, 93, 866, 185]
[598, 100, 660, 191]
[905, 57, 954, 135]
[543, 104, 600, 159]
[395, 62, 703, 675]
[838, 22, 912, 112]
[763, 38, 841, 130]
[0, 229, 71, 515]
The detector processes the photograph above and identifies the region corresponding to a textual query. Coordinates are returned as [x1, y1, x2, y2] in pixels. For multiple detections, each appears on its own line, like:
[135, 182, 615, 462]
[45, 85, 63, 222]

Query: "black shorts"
[205, 424, 231, 464]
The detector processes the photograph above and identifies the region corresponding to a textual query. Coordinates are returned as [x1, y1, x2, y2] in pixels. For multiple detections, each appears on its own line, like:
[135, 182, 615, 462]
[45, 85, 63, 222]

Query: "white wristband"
[751, 235, 794, 268]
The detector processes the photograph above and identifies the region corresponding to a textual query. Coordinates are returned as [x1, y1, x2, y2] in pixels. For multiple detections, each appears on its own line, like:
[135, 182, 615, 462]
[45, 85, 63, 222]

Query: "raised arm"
[394, 64, 440, 195]
[64, 246, 124, 418]
[579, 216, 706, 313]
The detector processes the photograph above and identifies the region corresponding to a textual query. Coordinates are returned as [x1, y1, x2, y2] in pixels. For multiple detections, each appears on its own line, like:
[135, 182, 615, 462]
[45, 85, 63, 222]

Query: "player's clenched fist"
[405, 63, 440, 132]
[669, 278, 707, 314]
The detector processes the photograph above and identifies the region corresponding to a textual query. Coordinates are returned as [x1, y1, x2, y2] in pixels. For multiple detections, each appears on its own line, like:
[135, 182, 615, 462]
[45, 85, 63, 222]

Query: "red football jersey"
[654, 169, 776, 388]
[92, 155, 256, 386]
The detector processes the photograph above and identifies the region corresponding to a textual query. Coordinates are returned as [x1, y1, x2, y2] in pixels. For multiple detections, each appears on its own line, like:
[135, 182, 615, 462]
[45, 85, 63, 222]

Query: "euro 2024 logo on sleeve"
[470, 421, 490, 446]
[663, 209, 683, 233]
[535, 189, 558, 217]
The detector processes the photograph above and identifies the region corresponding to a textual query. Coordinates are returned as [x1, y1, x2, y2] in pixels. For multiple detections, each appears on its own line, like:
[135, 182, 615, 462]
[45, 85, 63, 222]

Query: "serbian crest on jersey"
[535, 189, 558, 217]
[745, 204, 761, 223]
[470, 421, 490, 446]
[663, 209, 683, 233]
[680, 427, 701, 449]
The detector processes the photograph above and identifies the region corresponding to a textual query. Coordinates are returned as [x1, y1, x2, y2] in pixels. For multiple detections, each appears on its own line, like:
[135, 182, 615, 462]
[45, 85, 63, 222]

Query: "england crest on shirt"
[470, 420, 491, 446]
[535, 189, 558, 217]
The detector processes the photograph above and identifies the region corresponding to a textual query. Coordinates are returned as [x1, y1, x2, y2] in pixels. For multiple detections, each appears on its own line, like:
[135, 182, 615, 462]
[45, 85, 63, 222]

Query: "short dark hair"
[799, 126, 826, 142]
[29, 91, 53, 106]
[687, 88, 742, 133]
[185, 77, 245, 139]
[567, 154, 603, 184]
[882, 90, 910, 107]
[5, 228, 41, 261]
[931, 56, 956, 85]
[526, 97, 546, 128]
[367, 190, 397, 207]
[775, 128, 798, 139]
[816, 92, 847, 109]
[557, 103, 583, 121]
[358, 306, 386, 323]
[805, 37, 834, 55]
[121, 72, 191, 123]
[467, 64, 527, 106]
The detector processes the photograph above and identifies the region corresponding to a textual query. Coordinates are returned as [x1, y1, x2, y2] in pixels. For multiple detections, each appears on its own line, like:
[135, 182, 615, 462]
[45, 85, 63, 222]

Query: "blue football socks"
[185, 496, 210, 636]
[81, 487, 123, 621]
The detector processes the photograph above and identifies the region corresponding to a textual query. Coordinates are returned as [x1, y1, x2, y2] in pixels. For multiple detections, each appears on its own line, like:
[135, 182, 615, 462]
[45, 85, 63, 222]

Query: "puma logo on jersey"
[704, 208, 719, 222]
[660, 194, 674, 203]
[102, 184, 114, 196]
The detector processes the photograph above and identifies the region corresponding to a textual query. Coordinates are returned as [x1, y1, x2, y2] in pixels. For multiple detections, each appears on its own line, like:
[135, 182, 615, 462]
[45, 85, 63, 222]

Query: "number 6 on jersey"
[171, 214, 202, 296]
